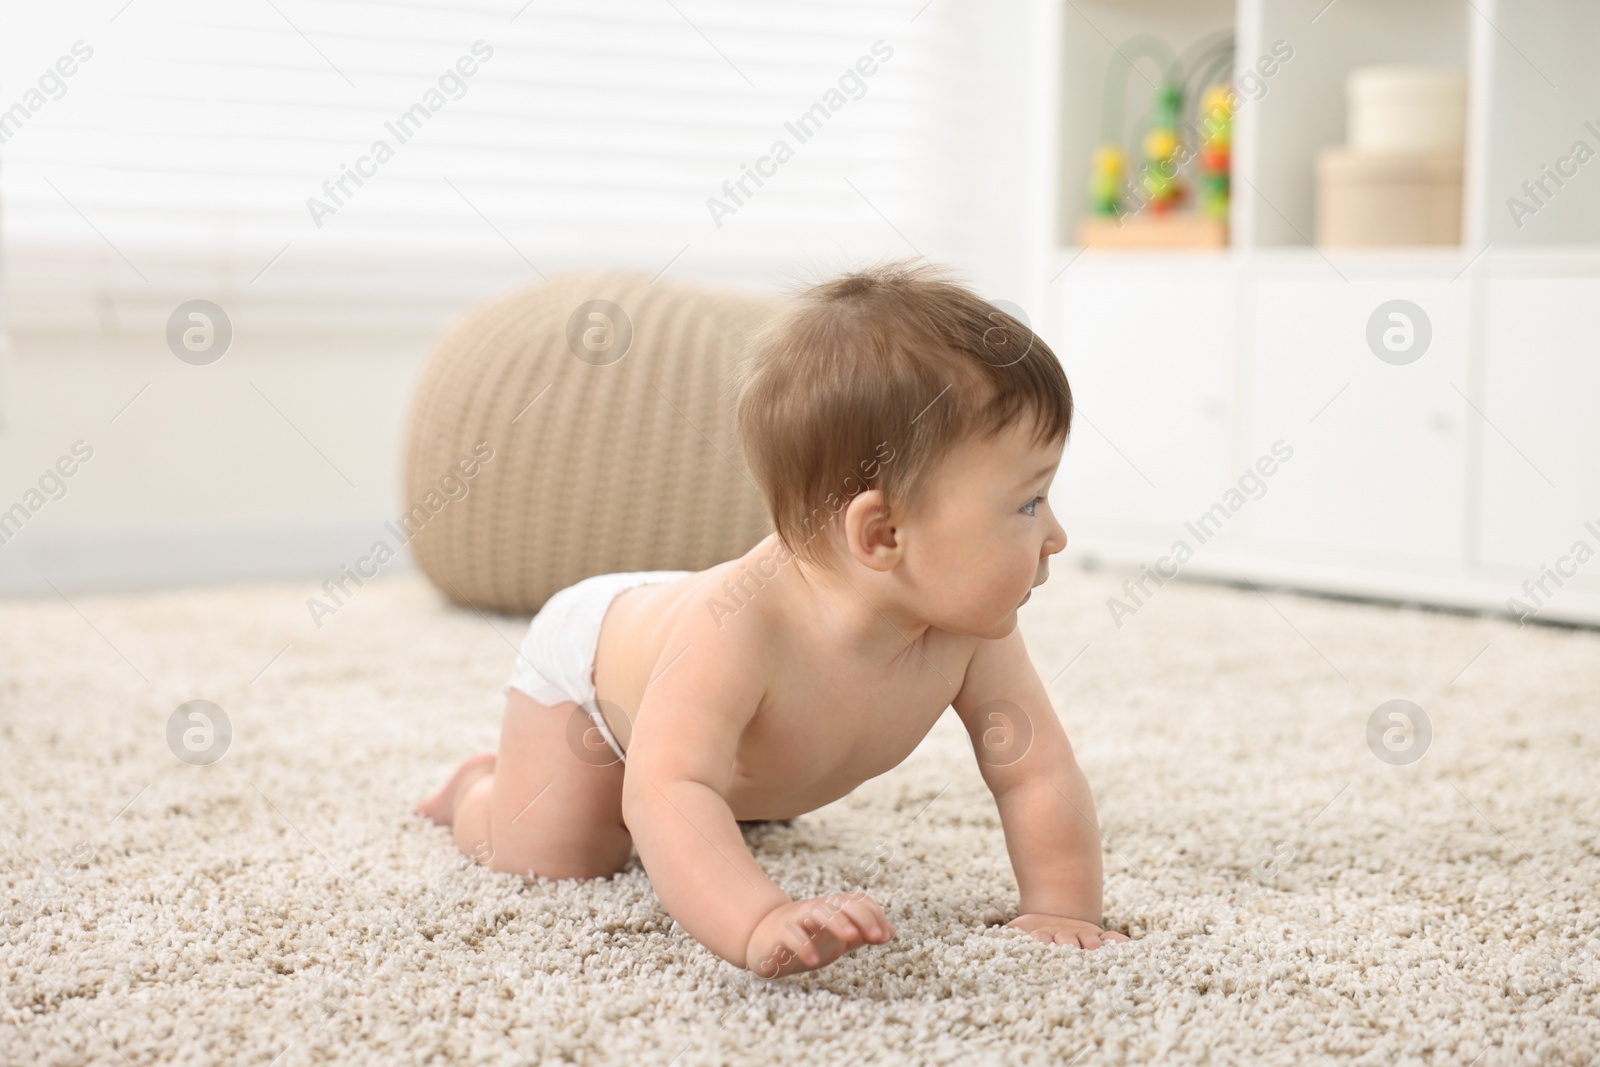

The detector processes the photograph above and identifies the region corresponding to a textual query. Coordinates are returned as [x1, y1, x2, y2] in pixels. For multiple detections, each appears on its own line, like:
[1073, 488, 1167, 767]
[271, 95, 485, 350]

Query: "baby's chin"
[919, 593, 1029, 638]
[958, 609, 1024, 640]
[998, 592, 1036, 629]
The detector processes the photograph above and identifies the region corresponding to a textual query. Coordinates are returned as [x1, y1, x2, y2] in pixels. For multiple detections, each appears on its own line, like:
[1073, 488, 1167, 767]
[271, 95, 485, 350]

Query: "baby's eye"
[1021, 495, 1044, 516]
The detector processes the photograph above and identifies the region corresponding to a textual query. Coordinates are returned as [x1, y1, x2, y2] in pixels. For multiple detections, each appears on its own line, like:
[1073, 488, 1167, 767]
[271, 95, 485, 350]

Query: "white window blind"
[1, 0, 985, 337]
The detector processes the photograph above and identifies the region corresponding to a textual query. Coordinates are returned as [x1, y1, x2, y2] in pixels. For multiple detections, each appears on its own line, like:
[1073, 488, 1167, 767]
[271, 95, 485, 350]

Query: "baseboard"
[1063, 540, 1600, 630]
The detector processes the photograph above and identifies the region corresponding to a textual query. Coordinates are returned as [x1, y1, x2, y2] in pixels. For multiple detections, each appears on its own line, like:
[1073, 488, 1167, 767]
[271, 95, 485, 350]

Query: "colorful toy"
[1196, 84, 1232, 220]
[1084, 33, 1235, 233]
[1088, 143, 1127, 216]
[1139, 82, 1186, 213]
[1088, 35, 1175, 219]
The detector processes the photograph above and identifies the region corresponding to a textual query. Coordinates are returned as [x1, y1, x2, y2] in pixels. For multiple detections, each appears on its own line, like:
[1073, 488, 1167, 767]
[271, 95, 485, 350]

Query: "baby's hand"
[745, 892, 895, 978]
[1005, 913, 1130, 950]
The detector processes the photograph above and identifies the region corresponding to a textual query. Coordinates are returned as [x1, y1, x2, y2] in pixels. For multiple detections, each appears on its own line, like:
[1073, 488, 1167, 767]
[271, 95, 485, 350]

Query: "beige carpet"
[2, 565, 1598, 1066]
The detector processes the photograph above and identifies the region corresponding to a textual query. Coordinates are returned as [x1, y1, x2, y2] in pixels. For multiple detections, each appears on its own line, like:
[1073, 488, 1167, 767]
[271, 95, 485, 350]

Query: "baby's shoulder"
[640, 563, 777, 671]
[653, 565, 779, 672]
[624, 568, 774, 731]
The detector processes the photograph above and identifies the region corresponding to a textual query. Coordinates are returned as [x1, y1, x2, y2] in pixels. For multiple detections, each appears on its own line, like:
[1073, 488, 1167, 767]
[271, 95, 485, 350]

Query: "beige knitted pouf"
[401, 270, 778, 615]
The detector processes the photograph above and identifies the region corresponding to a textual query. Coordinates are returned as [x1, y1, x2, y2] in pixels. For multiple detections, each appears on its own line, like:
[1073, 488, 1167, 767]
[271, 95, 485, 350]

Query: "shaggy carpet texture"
[2, 565, 1597, 1066]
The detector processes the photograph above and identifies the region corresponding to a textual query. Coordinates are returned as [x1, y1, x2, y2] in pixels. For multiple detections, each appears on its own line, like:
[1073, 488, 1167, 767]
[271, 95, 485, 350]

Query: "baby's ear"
[843, 488, 901, 570]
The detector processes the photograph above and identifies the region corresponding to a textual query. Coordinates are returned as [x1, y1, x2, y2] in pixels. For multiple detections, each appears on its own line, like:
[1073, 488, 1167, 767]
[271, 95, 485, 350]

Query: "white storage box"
[1347, 66, 1467, 154]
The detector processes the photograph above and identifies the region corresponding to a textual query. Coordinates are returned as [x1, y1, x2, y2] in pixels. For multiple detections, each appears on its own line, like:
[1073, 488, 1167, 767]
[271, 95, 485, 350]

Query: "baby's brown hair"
[733, 259, 1073, 570]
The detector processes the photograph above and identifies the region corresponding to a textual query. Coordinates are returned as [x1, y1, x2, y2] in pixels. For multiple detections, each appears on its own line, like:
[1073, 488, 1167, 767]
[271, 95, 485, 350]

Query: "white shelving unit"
[1027, 0, 1600, 627]
[1234, 0, 1472, 248]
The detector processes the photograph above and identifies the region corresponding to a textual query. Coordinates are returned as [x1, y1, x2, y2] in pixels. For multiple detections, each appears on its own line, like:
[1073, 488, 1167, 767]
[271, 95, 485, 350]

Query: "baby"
[418, 261, 1129, 977]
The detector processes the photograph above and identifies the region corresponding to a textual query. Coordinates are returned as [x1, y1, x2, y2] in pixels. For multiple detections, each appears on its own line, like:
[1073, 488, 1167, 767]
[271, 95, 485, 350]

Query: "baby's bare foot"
[415, 752, 496, 826]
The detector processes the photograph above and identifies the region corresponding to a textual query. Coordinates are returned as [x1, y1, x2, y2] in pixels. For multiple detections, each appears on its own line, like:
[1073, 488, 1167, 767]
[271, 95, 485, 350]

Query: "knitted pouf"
[401, 270, 779, 614]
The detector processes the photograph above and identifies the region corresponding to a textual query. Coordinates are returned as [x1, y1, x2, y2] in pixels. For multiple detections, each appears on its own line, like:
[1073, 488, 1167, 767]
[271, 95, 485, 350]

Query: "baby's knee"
[490, 831, 632, 880]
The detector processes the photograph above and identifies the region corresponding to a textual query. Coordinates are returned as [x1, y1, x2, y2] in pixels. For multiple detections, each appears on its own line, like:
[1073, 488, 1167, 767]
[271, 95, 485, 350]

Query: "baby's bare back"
[592, 553, 978, 820]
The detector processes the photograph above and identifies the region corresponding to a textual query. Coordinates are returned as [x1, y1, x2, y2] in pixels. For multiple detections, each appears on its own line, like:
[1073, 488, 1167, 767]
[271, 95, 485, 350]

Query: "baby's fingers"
[780, 934, 819, 979]
[783, 906, 852, 963]
[837, 897, 894, 943]
[782, 924, 827, 968]
[816, 897, 872, 947]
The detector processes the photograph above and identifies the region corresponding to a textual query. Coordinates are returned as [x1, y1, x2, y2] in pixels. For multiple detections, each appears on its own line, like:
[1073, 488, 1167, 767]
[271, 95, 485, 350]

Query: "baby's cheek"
[1000, 555, 1036, 593]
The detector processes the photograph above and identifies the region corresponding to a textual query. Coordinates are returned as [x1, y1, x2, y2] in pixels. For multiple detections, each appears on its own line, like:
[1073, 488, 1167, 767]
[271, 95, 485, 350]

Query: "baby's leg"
[416, 688, 632, 879]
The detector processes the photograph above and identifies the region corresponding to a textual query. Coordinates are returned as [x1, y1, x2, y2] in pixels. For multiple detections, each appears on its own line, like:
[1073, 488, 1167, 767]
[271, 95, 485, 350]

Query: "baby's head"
[734, 260, 1073, 635]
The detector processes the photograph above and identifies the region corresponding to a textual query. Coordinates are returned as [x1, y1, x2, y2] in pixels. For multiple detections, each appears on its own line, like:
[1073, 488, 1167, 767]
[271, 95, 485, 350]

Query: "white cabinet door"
[1045, 262, 1236, 555]
[1244, 273, 1470, 574]
[1473, 276, 1600, 600]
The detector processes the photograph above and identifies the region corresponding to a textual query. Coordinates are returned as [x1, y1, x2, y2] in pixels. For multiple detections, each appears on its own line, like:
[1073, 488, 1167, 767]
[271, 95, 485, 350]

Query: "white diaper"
[504, 569, 690, 763]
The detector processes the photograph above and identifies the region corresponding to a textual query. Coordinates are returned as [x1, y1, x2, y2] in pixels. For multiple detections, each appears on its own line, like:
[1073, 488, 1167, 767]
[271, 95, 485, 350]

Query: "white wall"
[0, 1, 1046, 597]
[0, 328, 433, 595]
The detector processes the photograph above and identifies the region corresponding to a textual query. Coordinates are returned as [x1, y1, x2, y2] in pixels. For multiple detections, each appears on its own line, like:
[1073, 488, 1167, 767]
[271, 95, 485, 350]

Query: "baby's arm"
[621, 619, 891, 973]
[951, 627, 1129, 949]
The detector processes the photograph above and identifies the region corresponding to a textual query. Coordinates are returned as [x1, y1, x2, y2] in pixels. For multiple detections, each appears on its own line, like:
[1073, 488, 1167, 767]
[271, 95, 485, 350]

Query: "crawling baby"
[418, 260, 1129, 977]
